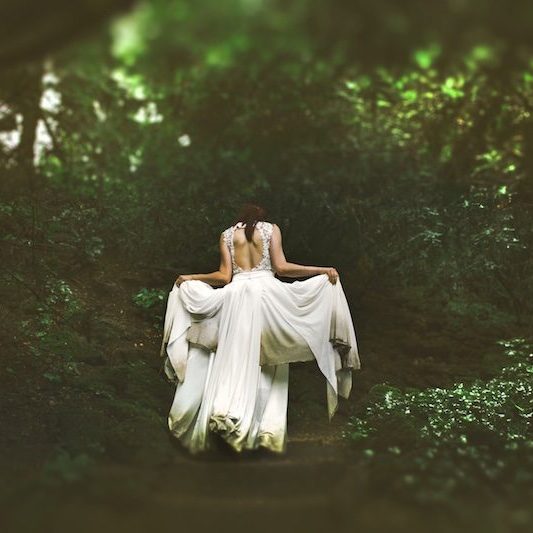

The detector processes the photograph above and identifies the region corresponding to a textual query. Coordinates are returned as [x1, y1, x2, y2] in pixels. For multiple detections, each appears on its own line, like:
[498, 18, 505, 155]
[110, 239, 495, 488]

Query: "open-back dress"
[160, 220, 361, 453]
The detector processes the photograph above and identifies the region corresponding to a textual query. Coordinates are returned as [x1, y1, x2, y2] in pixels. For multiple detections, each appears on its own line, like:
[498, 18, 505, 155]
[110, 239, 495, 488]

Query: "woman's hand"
[324, 268, 339, 284]
[175, 274, 192, 287]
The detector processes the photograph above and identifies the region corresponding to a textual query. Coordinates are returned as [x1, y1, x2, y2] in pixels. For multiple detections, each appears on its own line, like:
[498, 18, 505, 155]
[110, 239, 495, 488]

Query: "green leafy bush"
[132, 287, 166, 311]
[346, 338, 533, 502]
[42, 448, 93, 485]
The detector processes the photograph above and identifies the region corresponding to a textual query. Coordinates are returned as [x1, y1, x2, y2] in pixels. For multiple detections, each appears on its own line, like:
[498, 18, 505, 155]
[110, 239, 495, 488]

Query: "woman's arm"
[270, 224, 339, 284]
[175, 233, 232, 287]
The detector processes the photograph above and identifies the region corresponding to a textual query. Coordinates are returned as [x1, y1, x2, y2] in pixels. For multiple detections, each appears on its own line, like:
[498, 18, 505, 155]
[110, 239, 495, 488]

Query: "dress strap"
[223, 221, 274, 275]
[222, 227, 232, 250]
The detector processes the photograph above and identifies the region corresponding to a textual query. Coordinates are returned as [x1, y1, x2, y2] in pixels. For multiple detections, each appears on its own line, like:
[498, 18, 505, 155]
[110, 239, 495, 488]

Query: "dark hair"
[234, 203, 267, 242]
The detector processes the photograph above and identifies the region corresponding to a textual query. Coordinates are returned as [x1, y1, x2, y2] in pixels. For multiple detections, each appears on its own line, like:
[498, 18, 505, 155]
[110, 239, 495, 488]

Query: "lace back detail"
[223, 221, 274, 275]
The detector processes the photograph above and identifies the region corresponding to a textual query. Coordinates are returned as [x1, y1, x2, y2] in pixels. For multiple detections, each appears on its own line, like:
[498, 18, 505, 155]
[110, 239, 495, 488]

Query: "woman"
[160, 203, 361, 454]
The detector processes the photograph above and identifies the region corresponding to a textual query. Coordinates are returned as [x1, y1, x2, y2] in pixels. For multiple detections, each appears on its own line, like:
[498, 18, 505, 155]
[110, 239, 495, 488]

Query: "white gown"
[160, 221, 361, 454]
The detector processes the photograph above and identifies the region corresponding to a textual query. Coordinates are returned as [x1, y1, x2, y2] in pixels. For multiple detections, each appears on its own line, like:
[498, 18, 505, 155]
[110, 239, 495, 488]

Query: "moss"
[100, 399, 173, 466]
[52, 405, 110, 456]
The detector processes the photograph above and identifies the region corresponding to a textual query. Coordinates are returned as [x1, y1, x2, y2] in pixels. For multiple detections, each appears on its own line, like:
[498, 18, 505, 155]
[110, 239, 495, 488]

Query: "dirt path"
[1, 255, 517, 533]
[4, 436, 516, 533]
[1, 438, 466, 533]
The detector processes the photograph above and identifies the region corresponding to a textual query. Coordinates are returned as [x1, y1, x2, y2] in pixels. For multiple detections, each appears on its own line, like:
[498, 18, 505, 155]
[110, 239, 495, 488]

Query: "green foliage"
[42, 448, 93, 485]
[43, 372, 62, 383]
[5, 0, 523, 323]
[44, 279, 80, 316]
[132, 287, 166, 311]
[346, 338, 533, 502]
[412, 43, 441, 70]
[0, 3, 532, 525]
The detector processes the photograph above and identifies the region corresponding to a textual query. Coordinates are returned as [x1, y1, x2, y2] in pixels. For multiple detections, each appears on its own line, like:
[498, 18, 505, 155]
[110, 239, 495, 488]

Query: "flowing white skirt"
[160, 270, 360, 454]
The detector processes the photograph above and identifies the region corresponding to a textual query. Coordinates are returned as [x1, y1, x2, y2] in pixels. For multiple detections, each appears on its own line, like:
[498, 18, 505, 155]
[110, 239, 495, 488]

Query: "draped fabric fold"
[160, 270, 361, 454]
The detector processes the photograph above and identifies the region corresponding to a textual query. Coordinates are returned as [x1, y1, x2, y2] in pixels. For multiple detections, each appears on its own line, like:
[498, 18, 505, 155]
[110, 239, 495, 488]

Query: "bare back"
[222, 221, 274, 275]
[233, 226, 264, 271]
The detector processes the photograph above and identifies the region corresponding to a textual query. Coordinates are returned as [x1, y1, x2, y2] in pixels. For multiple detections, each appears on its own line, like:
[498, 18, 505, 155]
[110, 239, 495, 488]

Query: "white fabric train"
[160, 267, 361, 454]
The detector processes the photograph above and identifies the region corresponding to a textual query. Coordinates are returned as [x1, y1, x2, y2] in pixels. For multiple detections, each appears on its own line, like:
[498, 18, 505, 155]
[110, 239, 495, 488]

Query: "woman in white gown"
[160, 204, 361, 454]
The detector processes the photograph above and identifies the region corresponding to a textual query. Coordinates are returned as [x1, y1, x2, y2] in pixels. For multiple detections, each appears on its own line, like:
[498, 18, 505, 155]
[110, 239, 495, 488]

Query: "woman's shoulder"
[259, 220, 277, 234]
[220, 221, 276, 234]
[221, 222, 238, 233]
[220, 226, 233, 244]
[263, 221, 280, 233]
[260, 220, 276, 228]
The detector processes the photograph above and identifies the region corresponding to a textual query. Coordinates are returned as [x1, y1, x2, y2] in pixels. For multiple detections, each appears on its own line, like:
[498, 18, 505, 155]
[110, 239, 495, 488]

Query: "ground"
[0, 253, 526, 533]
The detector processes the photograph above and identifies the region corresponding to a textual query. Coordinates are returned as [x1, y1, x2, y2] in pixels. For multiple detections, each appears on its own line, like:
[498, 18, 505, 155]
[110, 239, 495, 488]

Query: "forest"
[1, 1, 532, 532]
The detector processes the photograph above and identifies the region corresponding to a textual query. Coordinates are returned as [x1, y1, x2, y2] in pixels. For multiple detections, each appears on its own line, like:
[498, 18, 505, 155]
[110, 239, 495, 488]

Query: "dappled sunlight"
[346, 337, 532, 502]
[1, 1, 533, 531]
